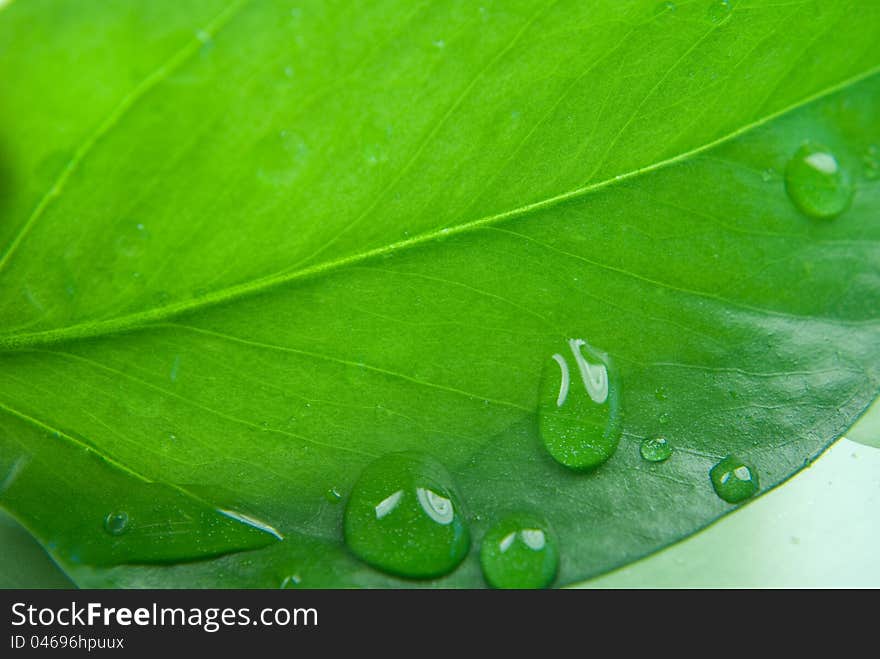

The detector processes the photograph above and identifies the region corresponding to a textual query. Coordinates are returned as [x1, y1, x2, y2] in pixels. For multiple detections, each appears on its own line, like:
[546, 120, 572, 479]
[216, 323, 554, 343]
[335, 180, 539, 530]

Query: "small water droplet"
[538, 338, 622, 470]
[654, 385, 668, 401]
[325, 487, 342, 503]
[862, 144, 879, 180]
[343, 452, 469, 578]
[640, 436, 673, 462]
[480, 514, 558, 589]
[280, 574, 302, 588]
[707, 0, 732, 23]
[658, 412, 670, 425]
[710, 455, 759, 503]
[167, 432, 177, 441]
[784, 143, 853, 219]
[103, 511, 129, 536]
[654, 1, 676, 16]
[256, 130, 309, 186]
[761, 167, 774, 182]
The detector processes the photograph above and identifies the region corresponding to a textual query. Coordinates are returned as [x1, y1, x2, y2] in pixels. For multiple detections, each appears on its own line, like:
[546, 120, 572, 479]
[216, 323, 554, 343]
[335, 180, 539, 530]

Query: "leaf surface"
[0, 0, 878, 587]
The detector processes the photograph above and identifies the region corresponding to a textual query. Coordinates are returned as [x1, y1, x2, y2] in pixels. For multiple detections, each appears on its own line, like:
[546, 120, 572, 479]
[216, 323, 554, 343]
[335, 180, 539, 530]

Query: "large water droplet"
[784, 143, 853, 219]
[538, 338, 622, 470]
[343, 452, 469, 578]
[640, 436, 673, 462]
[103, 511, 129, 536]
[710, 455, 759, 503]
[480, 514, 558, 589]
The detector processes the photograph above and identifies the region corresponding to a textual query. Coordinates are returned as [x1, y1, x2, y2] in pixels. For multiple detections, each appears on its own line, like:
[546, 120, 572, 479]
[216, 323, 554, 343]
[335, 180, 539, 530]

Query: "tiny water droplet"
[480, 514, 558, 589]
[280, 574, 302, 588]
[167, 432, 177, 441]
[761, 167, 774, 182]
[784, 143, 853, 219]
[103, 511, 130, 536]
[654, 1, 676, 16]
[658, 412, 670, 425]
[538, 338, 622, 470]
[325, 487, 342, 503]
[256, 130, 309, 186]
[343, 452, 469, 578]
[710, 455, 759, 503]
[862, 144, 879, 180]
[707, 0, 732, 23]
[654, 385, 668, 401]
[640, 436, 673, 462]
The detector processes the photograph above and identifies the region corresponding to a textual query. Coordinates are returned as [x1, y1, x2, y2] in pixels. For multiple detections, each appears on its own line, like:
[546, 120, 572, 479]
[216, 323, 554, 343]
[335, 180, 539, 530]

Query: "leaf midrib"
[2, 57, 878, 352]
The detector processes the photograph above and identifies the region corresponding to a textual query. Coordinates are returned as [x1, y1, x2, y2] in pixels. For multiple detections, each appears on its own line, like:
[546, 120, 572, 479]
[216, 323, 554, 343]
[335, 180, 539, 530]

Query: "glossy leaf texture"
[0, 0, 878, 587]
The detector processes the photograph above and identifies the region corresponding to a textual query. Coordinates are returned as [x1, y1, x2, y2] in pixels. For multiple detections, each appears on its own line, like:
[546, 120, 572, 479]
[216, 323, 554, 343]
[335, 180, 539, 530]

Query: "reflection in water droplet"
[343, 452, 469, 578]
[784, 143, 853, 219]
[707, 0, 732, 23]
[103, 511, 129, 536]
[325, 487, 342, 504]
[538, 338, 622, 470]
[640, 436, 673, 462]
[480, 515, 558, 589]
[710, 455, 759, 503]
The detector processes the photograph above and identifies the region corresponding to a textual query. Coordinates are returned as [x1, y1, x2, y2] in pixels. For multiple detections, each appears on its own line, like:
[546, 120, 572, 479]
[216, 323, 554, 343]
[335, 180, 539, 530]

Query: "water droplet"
[784, 143, 853, 219]
[539, 338, 622, 470]
[658, 412, 670, 425]
[654, 385, 668, 401]
[280, 574, 302, 588]
[640, 436, 673, 462]
[256, 129, 309, 186]
[707, 0, 732, 23]
[761, 167, 775, 182]
[654, 1, 676, 16]
[862, 144, 879, 180]
[343, 452, 469, 578]
[325, 487, 342, 504]
[103, 511, 129, 536]
[710, 455, 759, 503]
[480, 514, 558, 589]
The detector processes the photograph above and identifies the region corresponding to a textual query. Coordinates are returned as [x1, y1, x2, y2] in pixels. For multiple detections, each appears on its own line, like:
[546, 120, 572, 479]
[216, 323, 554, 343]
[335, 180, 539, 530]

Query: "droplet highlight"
[784, 143, 853, 219]
[480, 514, 558, 589]
[710, 455, 759, 503]
[538, 338, 622, 470]
[640, 436, 673, 462]
[707, 0, 732, 23]
[103, 511, 129, 536]
[343, 452, 469, 578]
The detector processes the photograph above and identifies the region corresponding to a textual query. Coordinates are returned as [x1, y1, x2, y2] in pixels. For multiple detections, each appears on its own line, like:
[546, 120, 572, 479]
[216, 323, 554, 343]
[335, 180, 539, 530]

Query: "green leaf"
[0, 0, 878, 588]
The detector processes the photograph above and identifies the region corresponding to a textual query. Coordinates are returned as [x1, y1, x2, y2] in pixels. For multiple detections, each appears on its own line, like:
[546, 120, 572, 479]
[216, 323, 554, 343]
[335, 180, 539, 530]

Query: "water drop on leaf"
[640, 436, 673, 462]
[710, 455, 759, 503]
[539, 339, 622, 470]
[480, 514, 558, 589]
[343, 452, 469, 578]
[103, 511, 129, 536]
[707, 0, 732, 23]
[784, 143, 853, 219]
